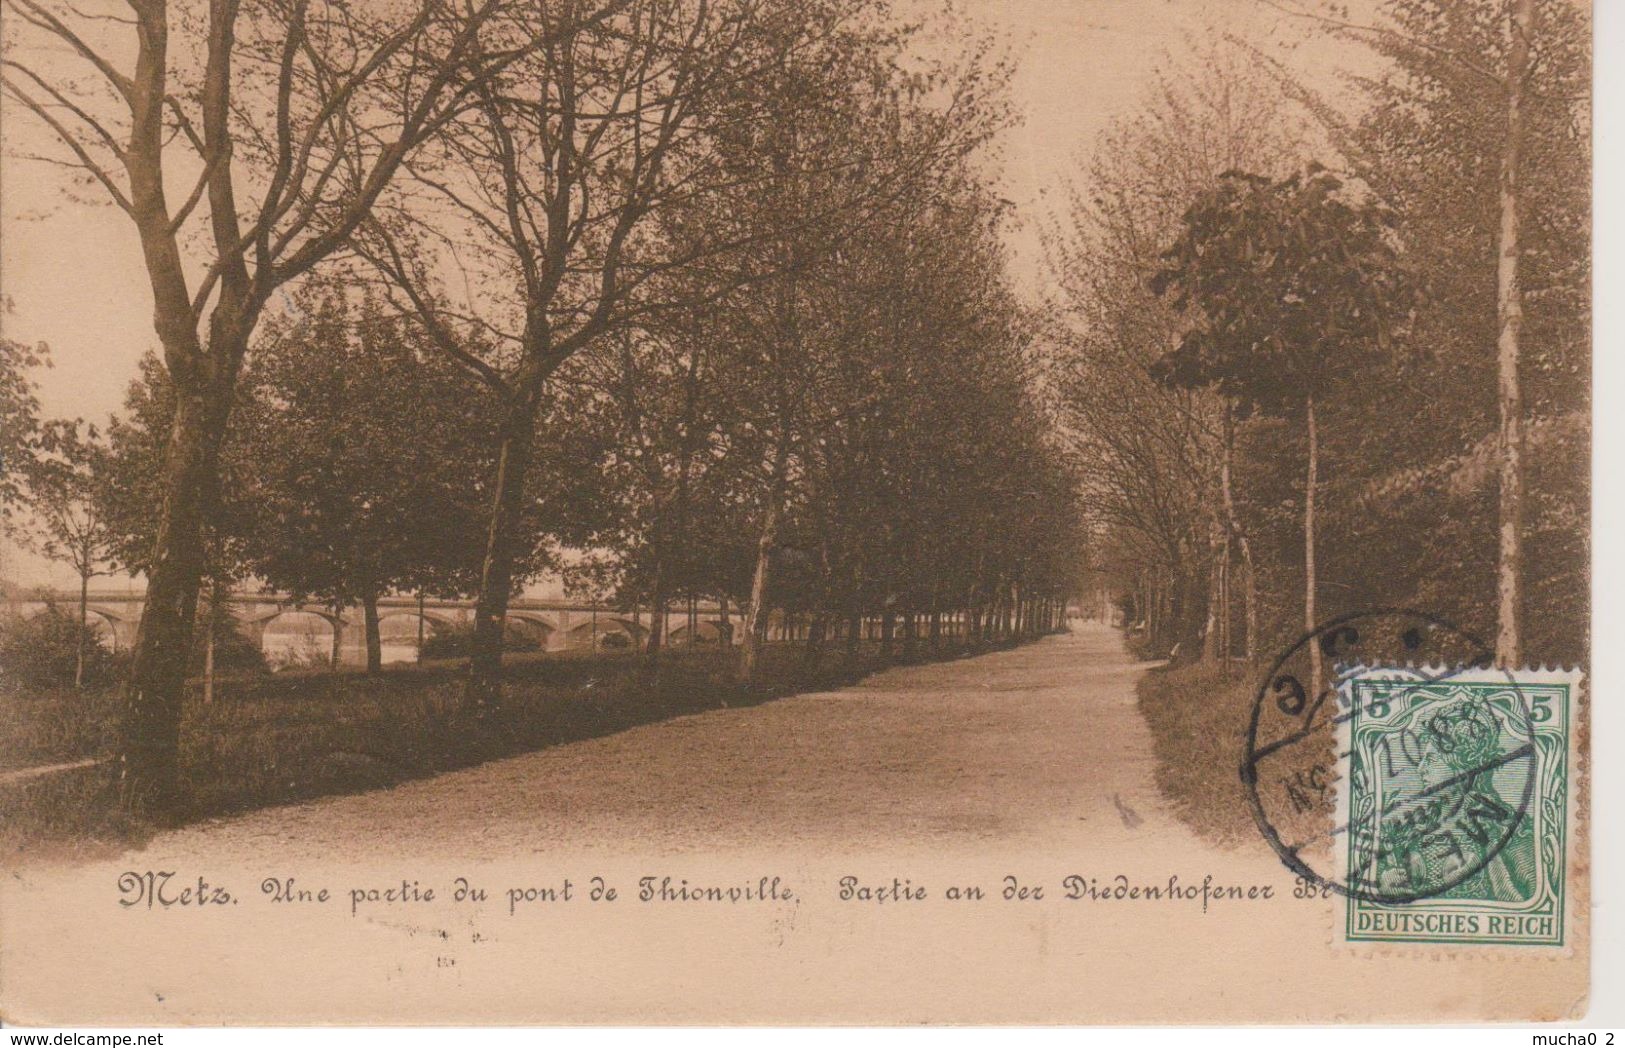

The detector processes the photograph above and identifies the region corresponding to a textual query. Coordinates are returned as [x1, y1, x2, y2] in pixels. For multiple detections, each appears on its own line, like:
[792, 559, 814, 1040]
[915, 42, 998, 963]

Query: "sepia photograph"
[0, 0, 1601, 1028]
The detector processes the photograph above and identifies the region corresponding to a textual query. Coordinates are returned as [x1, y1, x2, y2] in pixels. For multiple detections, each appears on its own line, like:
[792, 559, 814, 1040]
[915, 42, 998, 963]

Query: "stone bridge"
[3, 590, 737, 669]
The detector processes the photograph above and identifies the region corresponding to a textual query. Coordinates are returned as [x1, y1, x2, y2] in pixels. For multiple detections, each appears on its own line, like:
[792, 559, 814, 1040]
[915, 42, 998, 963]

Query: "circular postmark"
[1242, 609, 1537, 904]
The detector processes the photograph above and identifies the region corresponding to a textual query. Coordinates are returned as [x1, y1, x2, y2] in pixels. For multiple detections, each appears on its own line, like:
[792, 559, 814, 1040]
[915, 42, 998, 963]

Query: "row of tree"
[1, 0, 1085, 814]
[1052, 0, 1587, 673]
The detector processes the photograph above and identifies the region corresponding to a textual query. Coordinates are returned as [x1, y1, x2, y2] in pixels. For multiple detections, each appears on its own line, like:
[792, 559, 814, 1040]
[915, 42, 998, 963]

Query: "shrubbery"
[191, 610, 270, 677]
[1135, 661, 1257, 845]
[419, 622, 544, 660]
[0, 606, 122, 692]
[0, 602, 266, 694]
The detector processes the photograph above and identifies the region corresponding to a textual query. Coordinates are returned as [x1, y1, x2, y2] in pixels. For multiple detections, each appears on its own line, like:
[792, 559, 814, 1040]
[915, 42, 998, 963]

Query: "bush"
[0, 684, 121, 769]
[191, 609, 270, 676]
[1135, 660, 1258, 845]
[0, 606, 122, 691]
[419, 621, 544, 660]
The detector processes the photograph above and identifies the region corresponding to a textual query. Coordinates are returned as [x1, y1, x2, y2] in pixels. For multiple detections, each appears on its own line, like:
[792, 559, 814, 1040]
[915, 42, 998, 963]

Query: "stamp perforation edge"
[1329, 665, 1588, 960]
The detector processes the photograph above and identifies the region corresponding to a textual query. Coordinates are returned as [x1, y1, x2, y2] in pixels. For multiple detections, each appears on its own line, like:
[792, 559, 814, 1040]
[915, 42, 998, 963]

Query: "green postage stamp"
[1335, 666, 1584, 949]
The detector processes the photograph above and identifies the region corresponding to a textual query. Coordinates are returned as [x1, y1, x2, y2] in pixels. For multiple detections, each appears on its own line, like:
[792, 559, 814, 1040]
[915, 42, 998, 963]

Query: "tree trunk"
[1203, 513, 1223, 661]
[740, 503, 777, 683]
[201, 579, 224, 704]
[363, 592, 382, 675]
[1495, 0, 1532, 668]
[468, 396, 538, 711]
[329, 603, 343, 669]
[802, 613, 826, 668]
[76, 571, 89, 690]
[117, 388, 222, 816]
[1167, 565, 1204, 658]
[202, 618, 216, 706]
[741, 437, 789, 683]
[1220, 401, 1257, 661]
[1305, 394, 1321, 688]
[644, 556, 668, 670]
[417, 590, 427, 665]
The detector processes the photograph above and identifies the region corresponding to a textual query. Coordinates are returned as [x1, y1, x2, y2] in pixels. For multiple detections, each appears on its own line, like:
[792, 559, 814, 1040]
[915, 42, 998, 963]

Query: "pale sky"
[0, 0, 1369, 588]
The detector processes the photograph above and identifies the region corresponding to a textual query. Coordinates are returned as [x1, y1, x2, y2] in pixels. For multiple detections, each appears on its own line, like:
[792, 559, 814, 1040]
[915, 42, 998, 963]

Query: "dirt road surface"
[145, 622, 1186, 864]
[0, 623, 1585, 1023]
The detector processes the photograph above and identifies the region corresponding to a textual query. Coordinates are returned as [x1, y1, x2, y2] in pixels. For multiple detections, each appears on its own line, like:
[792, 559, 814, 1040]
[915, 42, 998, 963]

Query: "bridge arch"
[373, 610, 459, 664]
[82, 606, 131, 650]
[563, 616, 646, 650]
[14, 603, 131, 651]
[376, 608, 457, 634]
[249, 606, 344, 629]
[505, 613, 556, 649]
[669, 619, 724, 646]
[606, 618, 647, 647]
[256, 609, 342, 669]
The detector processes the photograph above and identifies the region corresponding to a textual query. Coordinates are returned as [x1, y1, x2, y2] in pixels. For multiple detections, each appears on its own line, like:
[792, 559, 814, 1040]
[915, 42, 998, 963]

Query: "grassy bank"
[1135, 660, 1260, 846]
[2, 634, 1033, 854]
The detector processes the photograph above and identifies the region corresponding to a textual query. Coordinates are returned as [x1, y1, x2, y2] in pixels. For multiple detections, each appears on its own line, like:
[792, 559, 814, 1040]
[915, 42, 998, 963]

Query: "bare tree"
[1047, 36, 1306, 659]
[1493, 0, 1534, 667]
[1, 0, 515, 813]
[355, 0, 785, 709]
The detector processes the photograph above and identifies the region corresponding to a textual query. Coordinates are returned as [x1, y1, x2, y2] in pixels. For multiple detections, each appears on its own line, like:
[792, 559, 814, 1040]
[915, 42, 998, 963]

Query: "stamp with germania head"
[1336, 666, 1583, 949]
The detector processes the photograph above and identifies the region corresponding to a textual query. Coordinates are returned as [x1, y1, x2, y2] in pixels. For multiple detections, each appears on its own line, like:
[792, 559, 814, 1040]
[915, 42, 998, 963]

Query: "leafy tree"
[231, 281, 507, 672]
[1151, 167, 1412, 685]
[1344, 0, 1589, 665]
[2, 0, 520, 811]
[97, 354, 247, 588]
[15, 420, 117, 688]
[577, 320, 732, 669]
[0, 337, 49, 531]
[95, 280, 604, 675]
[359, 0, 1004, 694]
[688, 8, 1010, 680]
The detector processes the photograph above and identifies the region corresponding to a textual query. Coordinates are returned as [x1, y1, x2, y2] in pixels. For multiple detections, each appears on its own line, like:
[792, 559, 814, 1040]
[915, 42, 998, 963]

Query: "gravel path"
[4, 622, 1584, 1023]
[146, 622, 1185, 863]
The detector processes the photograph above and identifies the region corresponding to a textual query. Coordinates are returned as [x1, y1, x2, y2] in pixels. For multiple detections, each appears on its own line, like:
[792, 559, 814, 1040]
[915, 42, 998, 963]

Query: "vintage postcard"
[0, 0, 1594, 1026]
